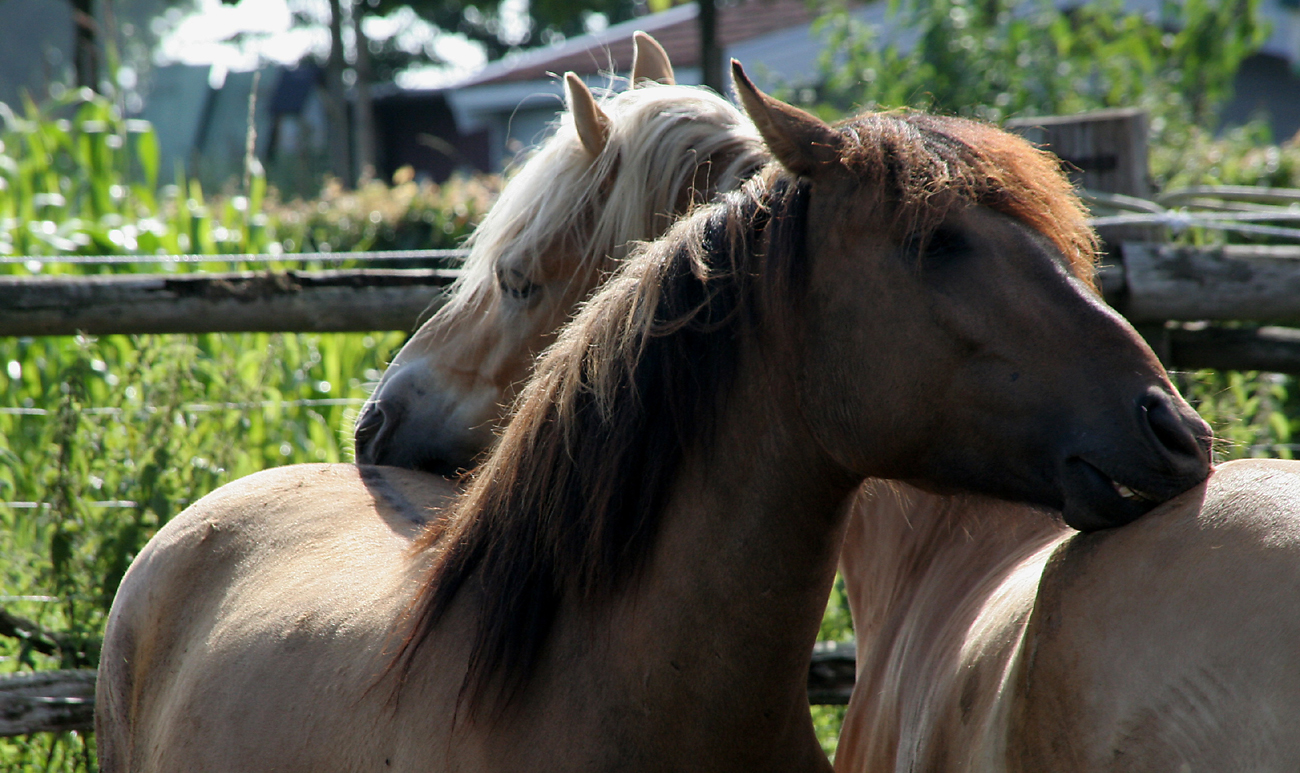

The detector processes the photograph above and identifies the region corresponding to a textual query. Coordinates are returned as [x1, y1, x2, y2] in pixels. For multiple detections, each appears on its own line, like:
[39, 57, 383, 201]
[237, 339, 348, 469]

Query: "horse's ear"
[631, 31, 674, 86]
[565, 72, 610, 158]
[731, 61, 841, 178]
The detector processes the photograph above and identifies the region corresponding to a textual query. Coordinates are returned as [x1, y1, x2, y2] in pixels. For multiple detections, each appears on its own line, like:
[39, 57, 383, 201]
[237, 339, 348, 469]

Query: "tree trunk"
[698, 0, 722, 94]
[353, 3, 378, 183]
[325, 0, 353, 187]
[72, 0, 99, 92]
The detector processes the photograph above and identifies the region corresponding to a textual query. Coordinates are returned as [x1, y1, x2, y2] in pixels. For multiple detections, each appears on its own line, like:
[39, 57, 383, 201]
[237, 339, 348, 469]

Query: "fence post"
[1006, 107, 1150, 198]
[1006, 108, 1169, 357]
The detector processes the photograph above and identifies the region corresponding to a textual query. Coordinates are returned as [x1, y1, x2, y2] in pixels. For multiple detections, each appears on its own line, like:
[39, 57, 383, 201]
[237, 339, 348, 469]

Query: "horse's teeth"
[1113, 481, 1143, 501]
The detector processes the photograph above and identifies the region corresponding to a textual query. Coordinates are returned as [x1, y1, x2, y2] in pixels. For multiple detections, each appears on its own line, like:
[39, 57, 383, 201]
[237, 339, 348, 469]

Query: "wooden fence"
[7, 241, 1300, 736]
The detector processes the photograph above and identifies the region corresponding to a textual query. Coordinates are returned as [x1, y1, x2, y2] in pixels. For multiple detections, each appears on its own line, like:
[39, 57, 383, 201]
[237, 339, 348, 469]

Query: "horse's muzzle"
[1059, 388, 1212, 532]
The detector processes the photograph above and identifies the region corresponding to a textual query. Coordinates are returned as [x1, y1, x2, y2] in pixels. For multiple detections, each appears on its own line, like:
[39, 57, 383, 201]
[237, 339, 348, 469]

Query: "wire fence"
[5, 185, 1300, 275]
[1083, 186, 1300, 242]
[0, 248, 468, 269]
[0, 397, 371, 510]
[0, 398, 366, 417]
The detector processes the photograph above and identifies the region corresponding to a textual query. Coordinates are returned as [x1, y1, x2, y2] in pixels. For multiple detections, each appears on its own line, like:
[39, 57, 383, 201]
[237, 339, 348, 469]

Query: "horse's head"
[354, 34, 764, 474]
[732, 64, 1211, 531]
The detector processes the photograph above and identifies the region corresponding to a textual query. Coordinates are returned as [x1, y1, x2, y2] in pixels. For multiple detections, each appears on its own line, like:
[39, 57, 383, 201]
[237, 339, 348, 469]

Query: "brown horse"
[95, 66, 1210, 772]
[835, 461, 1300, 772]
[353, 33, 763, 473]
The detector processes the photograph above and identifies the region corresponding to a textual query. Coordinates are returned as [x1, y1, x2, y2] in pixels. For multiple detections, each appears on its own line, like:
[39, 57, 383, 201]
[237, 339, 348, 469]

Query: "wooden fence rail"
[8, 244, 1300, 373]
[0, 643, 858, 737]
[0, 268, 457, 336]
[0, 670, 96, 737]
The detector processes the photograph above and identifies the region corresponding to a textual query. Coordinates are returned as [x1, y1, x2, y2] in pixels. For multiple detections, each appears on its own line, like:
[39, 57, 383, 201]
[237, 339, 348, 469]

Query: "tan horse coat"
[836, 458, 1300, 773]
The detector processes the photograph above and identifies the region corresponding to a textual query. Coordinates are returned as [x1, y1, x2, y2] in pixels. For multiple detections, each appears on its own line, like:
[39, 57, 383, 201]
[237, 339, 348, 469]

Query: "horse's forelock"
[836, 113, 1098, 284]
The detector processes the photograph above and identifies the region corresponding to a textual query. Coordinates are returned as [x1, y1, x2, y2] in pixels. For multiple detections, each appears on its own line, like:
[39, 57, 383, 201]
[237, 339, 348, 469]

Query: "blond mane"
[429, 82, 765, 329]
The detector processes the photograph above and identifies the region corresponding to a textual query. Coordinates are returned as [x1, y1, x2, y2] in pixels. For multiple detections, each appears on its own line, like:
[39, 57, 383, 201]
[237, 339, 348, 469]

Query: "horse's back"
[1010, 458, 1300, 771]
[96, 463, 459, 772]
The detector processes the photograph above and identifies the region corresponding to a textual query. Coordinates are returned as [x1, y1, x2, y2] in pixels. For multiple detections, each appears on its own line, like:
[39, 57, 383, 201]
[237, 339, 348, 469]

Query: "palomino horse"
[354, 33, 763, 473]
[95, 66, 1211, 772]
[835, 463, 1300, 772]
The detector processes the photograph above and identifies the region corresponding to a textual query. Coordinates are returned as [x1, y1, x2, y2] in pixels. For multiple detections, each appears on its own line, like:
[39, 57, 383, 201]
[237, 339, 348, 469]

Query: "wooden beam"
[6, 248, 1300, 374]
[0, 269, 458, 336]
[1152, 325, 1300, 374]
[807, 640, 856, 706]
[1121, 243, 1300, 324]
[0, 670, 95, 737]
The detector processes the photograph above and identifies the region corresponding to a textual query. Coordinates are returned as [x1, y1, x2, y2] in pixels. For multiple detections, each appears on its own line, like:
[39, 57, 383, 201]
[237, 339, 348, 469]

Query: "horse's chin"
[418, 458, 472, 480]
[1058, 458, 1167, 532]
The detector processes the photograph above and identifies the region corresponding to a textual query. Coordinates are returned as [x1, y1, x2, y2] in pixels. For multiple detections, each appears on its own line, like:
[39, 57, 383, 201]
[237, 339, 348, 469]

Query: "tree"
[644, 0, 720, 95]
[71, 0, 99, 91]
[363, 0, 637, 63]
[813, 0, 1266, 130]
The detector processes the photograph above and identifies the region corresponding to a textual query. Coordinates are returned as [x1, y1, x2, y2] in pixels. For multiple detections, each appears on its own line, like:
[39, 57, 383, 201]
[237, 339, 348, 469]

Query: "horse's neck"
[836, 484, 1069, 772]
[594, 351, 858, 771]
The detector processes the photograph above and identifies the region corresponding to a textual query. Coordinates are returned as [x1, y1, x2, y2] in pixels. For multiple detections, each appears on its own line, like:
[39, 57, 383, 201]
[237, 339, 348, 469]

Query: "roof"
[456, 0, 815, 88]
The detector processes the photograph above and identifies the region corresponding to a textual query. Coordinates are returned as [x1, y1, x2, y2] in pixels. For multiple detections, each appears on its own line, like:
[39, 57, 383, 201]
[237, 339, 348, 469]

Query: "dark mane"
[397, 172, 811, 711]
[396, 110, 1097, 712]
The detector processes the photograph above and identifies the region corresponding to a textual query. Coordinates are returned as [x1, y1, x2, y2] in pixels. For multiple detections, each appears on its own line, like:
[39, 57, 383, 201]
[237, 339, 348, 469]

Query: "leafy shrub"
[810, 0, 1265, 130]
[267, 170, 500, 256]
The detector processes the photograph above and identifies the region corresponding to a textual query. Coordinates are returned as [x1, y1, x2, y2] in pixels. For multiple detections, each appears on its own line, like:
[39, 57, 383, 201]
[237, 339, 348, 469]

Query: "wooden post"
[1006, 108, 1154, 250]
[1006, 109, 1166, 354]
[1006, 108, 1150, 198]
[699, 0, 722, 93]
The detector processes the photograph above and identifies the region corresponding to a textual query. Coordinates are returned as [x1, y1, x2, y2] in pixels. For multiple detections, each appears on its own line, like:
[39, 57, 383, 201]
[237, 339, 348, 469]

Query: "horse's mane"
[397, 110, 1097, 712]
[427, 81, 765, 330]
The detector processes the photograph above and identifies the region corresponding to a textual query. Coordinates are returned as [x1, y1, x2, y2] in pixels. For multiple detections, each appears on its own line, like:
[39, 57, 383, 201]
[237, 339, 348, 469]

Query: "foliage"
[809, 0, 1266, 135]
[4, 13, 1300, 766]
[361, 0, 638, 61]
[268, 169, 499, 255]
[0, 88, 493, 265]
[1153, 121, 1300, 190]
[0, 330, 408, 770]
[0, 87, 489, 770]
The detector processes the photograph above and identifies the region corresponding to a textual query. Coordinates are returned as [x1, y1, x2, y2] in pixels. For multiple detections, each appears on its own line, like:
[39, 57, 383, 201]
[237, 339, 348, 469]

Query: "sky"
[153, 0, 492, 88]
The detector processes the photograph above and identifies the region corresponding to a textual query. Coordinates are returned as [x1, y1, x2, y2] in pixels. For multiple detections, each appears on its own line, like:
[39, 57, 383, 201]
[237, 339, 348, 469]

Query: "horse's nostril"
[353, 402, 387, 463]
[1139, 391, 1208, 463]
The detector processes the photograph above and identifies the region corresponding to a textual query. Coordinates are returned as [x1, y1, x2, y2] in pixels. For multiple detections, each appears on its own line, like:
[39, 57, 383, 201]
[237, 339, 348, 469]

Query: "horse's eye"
[924, 226, 969, 261]
[904, 226, 970, 266]
[497, 267, 541, 301]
